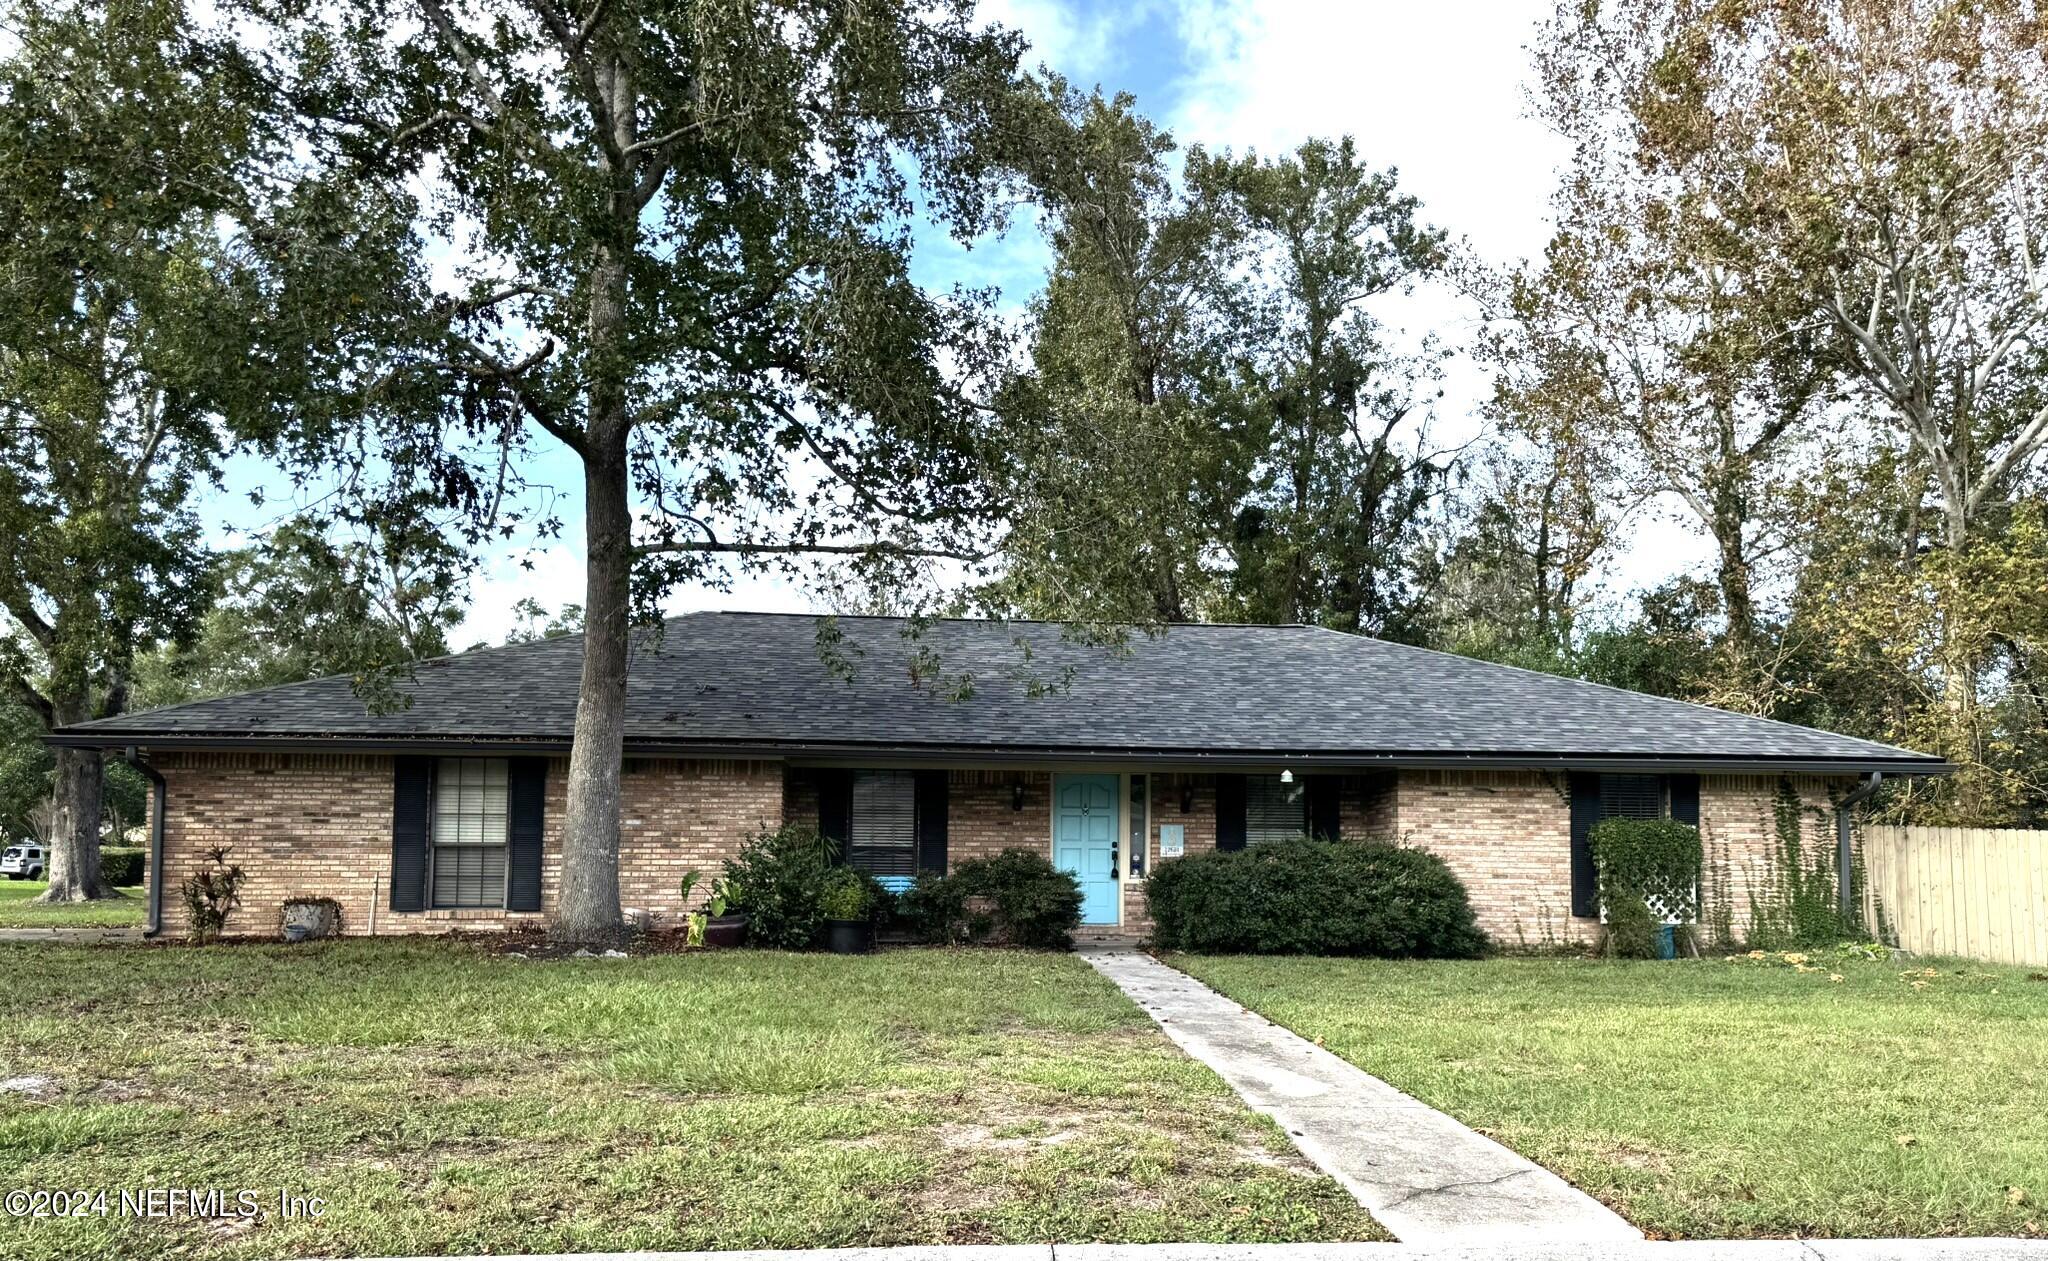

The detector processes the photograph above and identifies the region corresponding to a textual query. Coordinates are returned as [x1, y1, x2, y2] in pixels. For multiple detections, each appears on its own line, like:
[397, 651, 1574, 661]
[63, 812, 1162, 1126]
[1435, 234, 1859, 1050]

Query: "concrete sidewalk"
[343, 1239, 2048, 1261]
[1079, 949, 1640, 1245]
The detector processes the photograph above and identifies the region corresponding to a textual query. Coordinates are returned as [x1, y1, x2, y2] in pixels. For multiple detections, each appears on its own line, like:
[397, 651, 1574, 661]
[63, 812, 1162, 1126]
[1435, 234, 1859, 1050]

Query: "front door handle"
[1110, 841, 1119, 880]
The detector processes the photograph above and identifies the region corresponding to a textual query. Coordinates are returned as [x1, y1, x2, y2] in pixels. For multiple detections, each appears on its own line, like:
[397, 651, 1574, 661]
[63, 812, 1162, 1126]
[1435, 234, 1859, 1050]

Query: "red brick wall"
[151, 752, 781, 938]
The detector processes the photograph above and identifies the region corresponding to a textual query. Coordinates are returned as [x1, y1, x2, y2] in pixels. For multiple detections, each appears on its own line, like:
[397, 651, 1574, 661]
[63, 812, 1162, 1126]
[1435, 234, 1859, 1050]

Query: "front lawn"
[1173, 950, 2048, 1239]
[0, 882, 144, 929]
[0, 942, 1378, 1260]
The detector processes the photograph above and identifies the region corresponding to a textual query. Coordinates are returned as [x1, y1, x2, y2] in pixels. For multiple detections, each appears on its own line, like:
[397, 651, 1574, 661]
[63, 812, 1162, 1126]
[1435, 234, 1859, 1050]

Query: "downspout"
[1837, 771, 1883, 927]
[123, 746, 166, 938]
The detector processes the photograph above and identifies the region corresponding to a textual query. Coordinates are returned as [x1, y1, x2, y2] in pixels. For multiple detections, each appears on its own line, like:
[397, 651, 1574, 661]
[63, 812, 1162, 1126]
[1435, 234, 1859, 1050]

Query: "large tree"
[988, 83, 1246, 624]
[1482, 3, 1838, 713]
[1207, 138, 1451, 637]
[1557, 0, 2048, 816]
[298, 0, 1025, 940]
[134, 512, 468, 708]
[0, 0, 268, 900]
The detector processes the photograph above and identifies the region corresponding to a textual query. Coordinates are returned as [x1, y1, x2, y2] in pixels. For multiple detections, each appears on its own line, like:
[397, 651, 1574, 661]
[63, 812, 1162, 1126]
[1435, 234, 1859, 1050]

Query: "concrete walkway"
[1078, 948, 1642, 1245]
[346, 1240, 2048, 1261]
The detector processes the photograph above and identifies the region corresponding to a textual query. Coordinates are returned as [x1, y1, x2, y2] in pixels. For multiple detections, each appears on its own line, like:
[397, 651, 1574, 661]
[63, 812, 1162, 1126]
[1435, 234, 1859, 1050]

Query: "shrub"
[1145, 838, 1488, 958]
[900, 871, 978, 943]
[1589, 817, 1702, 924]
[904, 848, 1082, 949]
[178, 846, 246, 943]
[722, 823, 838, 950]
[819, 868, 890, 922]
[1601, 889, 1660, 959]
[99, 846, 146, 887]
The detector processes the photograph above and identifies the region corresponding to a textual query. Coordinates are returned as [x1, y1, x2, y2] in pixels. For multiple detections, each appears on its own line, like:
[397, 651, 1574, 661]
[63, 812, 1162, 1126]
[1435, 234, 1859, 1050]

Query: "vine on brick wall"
[1700, 820, 1735, 949]
[1743, 780, 1851, 949]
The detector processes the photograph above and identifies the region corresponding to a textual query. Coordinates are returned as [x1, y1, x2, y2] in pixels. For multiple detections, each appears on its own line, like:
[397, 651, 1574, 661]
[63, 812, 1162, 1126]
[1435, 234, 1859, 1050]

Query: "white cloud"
[976, 0, 1149, 82]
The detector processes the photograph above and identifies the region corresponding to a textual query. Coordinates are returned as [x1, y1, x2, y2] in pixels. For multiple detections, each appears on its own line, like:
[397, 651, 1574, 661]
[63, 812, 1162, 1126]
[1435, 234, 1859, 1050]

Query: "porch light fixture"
[1280, 768, 1294, 784]
[1011, 782, 1026, 811]
[1179, 780, 1193, 813]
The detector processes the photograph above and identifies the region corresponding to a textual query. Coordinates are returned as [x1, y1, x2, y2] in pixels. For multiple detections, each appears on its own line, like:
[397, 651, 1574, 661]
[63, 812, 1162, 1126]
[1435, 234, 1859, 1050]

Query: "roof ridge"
[709, 610, 1317, 630]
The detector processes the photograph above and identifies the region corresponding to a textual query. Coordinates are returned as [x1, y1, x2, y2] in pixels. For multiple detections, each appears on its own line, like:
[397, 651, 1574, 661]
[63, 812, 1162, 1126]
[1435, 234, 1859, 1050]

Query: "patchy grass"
[1172, 948, 2048, 1240]
[0, 942, 1379, 1259]
[0, 883, 144, 929]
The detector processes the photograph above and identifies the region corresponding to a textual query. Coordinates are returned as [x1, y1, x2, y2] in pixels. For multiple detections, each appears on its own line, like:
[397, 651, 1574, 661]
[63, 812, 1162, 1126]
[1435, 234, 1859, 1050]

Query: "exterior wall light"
[1280, 768, 1294, 783]
[1011, 782, 1026, 811]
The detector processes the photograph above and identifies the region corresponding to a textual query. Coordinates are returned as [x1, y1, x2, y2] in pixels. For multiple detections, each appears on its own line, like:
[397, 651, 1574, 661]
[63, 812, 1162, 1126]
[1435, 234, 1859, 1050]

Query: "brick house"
[50, 612, 1947, 942]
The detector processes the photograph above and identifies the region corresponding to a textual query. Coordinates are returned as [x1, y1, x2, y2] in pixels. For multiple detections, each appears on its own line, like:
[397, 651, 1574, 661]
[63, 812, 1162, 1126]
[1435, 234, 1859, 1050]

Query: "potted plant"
[819, 869, 877, 955]
[680, 871, 748, 948]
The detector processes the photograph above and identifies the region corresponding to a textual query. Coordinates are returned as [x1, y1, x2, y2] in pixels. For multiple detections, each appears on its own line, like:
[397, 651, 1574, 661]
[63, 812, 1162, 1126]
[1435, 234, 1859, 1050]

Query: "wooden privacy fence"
[1860, 825, 2048, 967]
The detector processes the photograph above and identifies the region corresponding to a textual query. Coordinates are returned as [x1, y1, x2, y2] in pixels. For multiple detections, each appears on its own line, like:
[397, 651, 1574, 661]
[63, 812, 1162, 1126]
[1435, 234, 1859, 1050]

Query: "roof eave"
[47, 730, 1954, 776]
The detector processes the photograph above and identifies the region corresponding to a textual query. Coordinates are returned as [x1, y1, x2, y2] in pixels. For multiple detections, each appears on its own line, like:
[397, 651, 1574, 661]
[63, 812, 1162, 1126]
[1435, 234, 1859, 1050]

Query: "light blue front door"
[1054, 774, 1120, 925]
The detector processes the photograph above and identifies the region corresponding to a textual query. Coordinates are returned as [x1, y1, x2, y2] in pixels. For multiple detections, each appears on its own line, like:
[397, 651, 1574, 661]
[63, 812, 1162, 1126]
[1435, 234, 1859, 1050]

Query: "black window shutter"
[390, 757, 431, 912]
[1568, 772, 1600, 918]
[1216, 774, 1247, 852]
[914, 769, 949, 874]
[506, 758, 546, 911]
[817, 769, 853, 863]
[1670, 773, 1700, 827]
[1307, 776, 1342, 841]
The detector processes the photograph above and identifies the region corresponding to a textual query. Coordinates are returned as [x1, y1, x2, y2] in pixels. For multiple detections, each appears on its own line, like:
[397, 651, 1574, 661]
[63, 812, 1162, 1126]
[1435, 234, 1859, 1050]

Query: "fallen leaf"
[2011, 1188, 2031, 1207]
[1894, 1134, 1918, 1147]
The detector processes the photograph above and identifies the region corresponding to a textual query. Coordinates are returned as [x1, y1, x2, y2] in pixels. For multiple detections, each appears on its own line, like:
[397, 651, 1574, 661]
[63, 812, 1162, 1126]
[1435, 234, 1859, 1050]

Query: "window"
[1599, 774, 1666, 821]
[1245, 774, 1307, 845]
[849, 770, 917, 877]
[431, 757, 508, 908]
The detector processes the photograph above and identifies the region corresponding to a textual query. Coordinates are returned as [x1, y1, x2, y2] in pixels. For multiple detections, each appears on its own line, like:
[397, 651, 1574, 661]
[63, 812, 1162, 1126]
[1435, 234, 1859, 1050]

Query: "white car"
[1, 844, 46, 880]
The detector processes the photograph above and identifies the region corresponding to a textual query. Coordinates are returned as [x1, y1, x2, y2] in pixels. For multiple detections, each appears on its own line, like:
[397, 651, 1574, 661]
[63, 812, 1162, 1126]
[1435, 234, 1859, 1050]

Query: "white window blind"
[850, 770, 917, 876]
[431, 758, 508, 908]
[1245, 775, 1308, 845]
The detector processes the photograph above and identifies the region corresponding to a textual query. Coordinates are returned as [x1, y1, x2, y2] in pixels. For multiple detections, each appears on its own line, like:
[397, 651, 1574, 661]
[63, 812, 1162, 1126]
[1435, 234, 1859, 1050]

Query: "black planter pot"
[702, 913, 749, 949]
[825, 918, 875, 955]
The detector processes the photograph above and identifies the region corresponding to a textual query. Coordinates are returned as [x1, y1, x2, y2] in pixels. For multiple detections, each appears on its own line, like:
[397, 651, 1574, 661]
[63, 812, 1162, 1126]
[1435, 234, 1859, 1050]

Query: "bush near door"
[1145, 838, 1487, 957]
[901, 848, 1082, 949]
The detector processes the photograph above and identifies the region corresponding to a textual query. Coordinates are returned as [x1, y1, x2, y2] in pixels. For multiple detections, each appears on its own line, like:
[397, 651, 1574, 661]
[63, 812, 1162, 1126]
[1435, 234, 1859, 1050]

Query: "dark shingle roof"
[54, 611, 1944, 770]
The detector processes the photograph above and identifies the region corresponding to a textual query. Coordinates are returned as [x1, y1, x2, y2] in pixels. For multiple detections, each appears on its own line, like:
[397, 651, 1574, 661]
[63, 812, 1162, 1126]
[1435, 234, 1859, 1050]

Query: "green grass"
[0, 942, 1379, 1260]
[0, 883, 144, 929]
[1171, 949, 2048, 1240]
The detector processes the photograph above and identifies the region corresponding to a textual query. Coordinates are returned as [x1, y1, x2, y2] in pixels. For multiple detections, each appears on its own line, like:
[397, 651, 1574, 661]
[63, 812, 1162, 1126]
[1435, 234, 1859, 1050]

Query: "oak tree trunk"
[549, 242, 633, 945]
[39, 739, 108, 903]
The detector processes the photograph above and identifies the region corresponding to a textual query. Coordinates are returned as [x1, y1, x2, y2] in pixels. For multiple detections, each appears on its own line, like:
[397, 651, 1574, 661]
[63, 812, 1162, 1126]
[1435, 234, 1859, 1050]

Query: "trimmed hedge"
[1145, 838, 1488, 957]
[100, 846, 146, 887]
[902, 848, 1083, 949]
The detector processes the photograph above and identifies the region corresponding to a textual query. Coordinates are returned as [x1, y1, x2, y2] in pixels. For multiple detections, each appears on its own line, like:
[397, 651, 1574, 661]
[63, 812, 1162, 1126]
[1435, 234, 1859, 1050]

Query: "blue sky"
[203, 0, 1711, 644]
